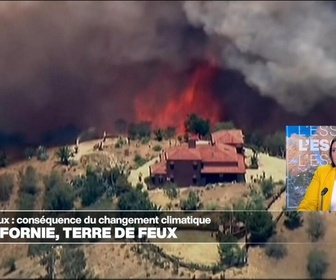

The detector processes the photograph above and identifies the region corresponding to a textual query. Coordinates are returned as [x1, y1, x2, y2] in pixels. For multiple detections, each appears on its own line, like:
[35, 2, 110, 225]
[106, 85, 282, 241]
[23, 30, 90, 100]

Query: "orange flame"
[134, 61, 223, 134]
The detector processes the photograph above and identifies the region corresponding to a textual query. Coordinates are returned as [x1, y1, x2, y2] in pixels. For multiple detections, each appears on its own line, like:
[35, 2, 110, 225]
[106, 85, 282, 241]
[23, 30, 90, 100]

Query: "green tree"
[164, 126, 176, 139]
[232, 195, 264, 225]
[118, 188, 159, 211]
[0, 151, 8, 168]
[137, 121, 152, 139]
[249, 192, 265, 209]
[245, 131, 264, 151]
[307, 249, 329, 279]
[184, 113, 210, 137]
[284, 211, 303, 229]
[264, 131, 286, 158]
[128, 122, 152, 140]
[61, 247, 95, 279]
[232, 199, 248, 223]
[218, 234, 246, 267]
[180, 191, 201, 210]
[248, 210, 275, 243]
[56, 146, 72, 166]
[249, 150, 259, 169]
[0, 173, 14, 202]
[115, 118, 128, 135]
[154, 129, 164, 141]
[45, 183, 75, 211]
[101, 165, 132, 197]
[164, 183, 180, 200]
[80, 168, 105, 207]
[260, 177, 275, 199]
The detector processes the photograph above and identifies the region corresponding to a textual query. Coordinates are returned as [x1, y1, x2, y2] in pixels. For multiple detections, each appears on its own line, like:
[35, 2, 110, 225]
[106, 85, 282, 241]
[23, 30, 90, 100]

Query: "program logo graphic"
[286, 126, 336, 209]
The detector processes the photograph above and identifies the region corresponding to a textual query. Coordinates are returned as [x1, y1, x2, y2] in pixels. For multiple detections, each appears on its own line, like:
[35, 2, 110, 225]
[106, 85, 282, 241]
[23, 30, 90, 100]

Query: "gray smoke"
[0, 1, 205, 141]
[3, 1, 336, 144]
[183, 1, 336, 113]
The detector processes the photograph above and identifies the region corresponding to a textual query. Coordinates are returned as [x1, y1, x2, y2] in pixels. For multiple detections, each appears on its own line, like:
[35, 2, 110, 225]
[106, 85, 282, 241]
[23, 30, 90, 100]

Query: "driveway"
[128, 156, 159, 188]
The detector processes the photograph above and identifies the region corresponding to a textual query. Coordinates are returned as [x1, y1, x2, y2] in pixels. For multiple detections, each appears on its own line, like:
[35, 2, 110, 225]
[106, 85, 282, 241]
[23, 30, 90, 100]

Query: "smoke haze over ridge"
[0, 1, 336, 144]
[184, 1, 336, 113]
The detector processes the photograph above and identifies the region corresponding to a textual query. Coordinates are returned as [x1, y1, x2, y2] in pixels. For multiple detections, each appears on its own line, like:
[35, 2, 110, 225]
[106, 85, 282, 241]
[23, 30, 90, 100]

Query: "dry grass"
[149, 184, 251, 210]
[7, 138, 336, 279]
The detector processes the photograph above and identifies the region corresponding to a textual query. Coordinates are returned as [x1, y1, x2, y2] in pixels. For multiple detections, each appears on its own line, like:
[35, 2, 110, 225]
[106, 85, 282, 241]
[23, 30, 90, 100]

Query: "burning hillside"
[134, 61, 223, 134]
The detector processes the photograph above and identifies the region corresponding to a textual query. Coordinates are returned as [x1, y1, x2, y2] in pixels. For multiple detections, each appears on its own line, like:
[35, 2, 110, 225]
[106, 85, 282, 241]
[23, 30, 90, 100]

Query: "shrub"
[265, 236, 287, 259]
[0, 151, 8, 168]
[3, 257, 16, 273]
[164, 183, 179, 200]
[307, 212, 326, 242]
[284, 211, 303, 229]
[24, 147, 35, 160]
[0, 173, 14, 202]
[36, 146, 49, 161]
[18, 193, 35, 210]
[152, 145, 162, 152]
[134, 154, 147, 167]
[307, 249, 328, 279]
[260, 177, 275, 199]
[20, 166, 38, 196]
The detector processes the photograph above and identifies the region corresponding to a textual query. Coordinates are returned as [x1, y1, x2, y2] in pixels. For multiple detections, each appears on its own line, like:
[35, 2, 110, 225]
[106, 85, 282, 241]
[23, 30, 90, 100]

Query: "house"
[211, 129, 244, 153]
[149, 129, 246, 188]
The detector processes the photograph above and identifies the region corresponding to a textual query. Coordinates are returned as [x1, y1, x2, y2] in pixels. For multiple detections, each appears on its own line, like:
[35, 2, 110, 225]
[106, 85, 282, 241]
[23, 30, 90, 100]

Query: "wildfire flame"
[134, 61, 223, 134]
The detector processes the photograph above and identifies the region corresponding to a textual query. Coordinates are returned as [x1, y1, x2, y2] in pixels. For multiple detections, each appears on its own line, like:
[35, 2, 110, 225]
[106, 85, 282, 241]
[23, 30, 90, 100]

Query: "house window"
[192, 176, 197, 185]
[170, 176, 174, 183]
[158, 176, 164, 184]
[170, 161, 174, 170]
[193, 161, 198, 170]
[219, 174, 224, 177]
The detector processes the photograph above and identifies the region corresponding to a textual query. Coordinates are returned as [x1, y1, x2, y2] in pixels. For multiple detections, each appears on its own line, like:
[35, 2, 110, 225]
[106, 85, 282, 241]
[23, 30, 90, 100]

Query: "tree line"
[112, 114, 286, 158]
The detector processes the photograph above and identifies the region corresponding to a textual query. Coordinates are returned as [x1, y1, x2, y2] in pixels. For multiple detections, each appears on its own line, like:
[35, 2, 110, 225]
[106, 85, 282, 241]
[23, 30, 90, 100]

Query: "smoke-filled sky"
[184, 1, 336, 113]
[1, 1, 336, 144]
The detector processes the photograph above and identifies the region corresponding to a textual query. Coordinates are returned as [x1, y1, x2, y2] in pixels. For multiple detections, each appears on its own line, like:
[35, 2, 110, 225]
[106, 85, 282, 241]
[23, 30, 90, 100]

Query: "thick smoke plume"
[0, 1, 205, 143]
[2, 1, 336, 146]
[184, 1, 336, 113]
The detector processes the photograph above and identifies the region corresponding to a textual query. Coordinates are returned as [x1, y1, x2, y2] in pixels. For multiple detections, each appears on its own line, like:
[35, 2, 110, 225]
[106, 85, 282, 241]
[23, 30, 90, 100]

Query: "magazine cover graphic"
[286, 125, 336, 209]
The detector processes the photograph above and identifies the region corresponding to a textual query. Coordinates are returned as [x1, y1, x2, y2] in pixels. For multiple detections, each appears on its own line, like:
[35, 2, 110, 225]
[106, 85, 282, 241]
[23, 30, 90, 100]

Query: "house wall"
[150, 175, 165, 189]
[166, 159, 202, 187]
[237, 146, 244, 154]
[201, 173, 245, 185]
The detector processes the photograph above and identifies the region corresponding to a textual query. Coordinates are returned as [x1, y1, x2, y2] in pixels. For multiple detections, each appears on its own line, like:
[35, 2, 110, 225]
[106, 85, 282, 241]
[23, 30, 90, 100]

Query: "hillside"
[0, 136, 334, 279]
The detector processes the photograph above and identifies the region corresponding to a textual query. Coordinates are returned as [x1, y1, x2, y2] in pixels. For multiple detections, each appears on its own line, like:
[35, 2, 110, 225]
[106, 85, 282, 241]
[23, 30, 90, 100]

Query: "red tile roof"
[166, 145, 202, 161]
[150, 161, 166, 174]
[211, 129, 244, 145]
[201, 154, 246, 174]
[198, 143, 237, 163]
[151, 129, 246, 175]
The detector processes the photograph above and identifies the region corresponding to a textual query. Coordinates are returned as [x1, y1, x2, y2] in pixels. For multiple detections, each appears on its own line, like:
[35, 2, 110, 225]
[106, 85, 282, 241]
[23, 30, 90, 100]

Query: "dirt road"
[268, 192, 287, 220]
[128, 156, 159, 188]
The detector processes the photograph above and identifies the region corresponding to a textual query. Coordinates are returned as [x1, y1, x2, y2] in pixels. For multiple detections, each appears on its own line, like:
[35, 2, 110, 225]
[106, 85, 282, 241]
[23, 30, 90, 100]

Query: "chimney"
[188, 138, 196, 149]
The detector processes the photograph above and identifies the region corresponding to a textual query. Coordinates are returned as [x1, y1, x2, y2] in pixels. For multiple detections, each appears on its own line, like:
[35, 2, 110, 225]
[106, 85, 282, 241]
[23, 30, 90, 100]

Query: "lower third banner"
[0, 210, 271, 244]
